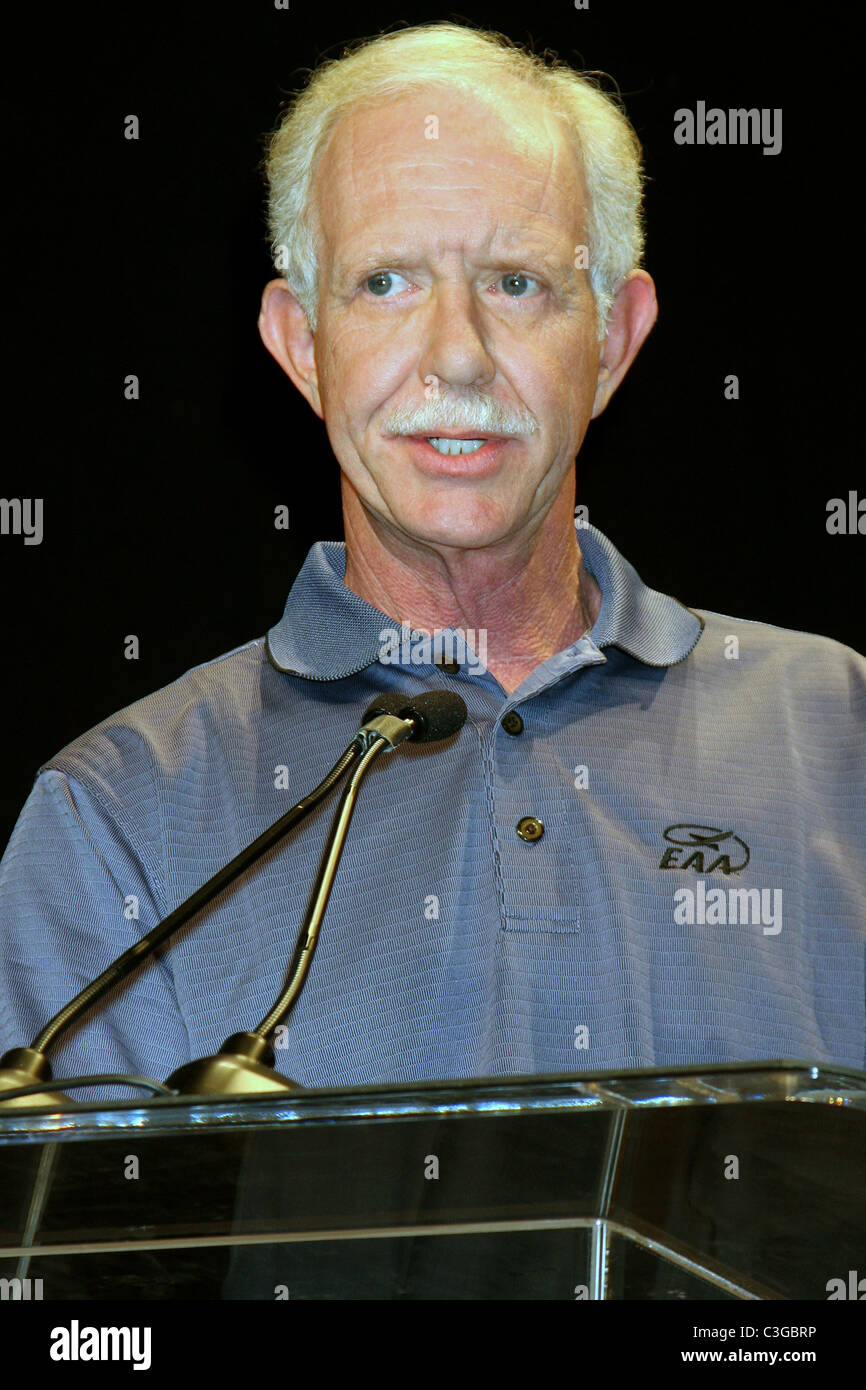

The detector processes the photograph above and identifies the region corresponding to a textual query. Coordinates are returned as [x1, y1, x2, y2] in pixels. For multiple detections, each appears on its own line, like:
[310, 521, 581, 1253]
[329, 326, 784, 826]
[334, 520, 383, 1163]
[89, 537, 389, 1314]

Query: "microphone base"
[0, 1047, 75, 1108]
[165, 1031, 301, 1096]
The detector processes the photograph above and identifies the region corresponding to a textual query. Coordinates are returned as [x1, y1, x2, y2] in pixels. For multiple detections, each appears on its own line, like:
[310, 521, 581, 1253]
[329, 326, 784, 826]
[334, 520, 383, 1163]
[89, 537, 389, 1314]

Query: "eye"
[497, 272, 542, 298]
[364, 270, 411, 297]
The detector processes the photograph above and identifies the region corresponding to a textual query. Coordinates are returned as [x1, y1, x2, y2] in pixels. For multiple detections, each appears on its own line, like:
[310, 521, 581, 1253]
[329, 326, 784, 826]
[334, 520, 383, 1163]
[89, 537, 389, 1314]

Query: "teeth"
[425, 438, 488, 456]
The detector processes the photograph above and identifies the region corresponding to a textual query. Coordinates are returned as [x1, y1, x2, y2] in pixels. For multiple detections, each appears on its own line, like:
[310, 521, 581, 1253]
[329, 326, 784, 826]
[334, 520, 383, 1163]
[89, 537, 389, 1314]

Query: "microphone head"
[398, 691, 467, 743]
[362, 693, 408, 722]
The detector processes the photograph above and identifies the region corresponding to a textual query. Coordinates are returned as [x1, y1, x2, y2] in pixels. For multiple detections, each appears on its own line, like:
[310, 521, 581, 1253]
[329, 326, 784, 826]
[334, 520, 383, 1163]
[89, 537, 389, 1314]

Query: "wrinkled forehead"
[311, 84, 590, 263]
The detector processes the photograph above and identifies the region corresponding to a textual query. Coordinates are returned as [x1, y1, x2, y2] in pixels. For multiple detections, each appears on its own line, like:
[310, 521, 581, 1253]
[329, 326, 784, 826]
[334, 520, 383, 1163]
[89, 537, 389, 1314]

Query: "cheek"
[510, 315, 597, 402]
[318, 319, 412, 426]
[544, 338, 599, 434]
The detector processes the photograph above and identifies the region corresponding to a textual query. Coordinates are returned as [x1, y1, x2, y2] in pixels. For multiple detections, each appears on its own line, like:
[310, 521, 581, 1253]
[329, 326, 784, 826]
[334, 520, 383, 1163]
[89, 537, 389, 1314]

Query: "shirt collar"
[580, 523, 704, 667]
[265, 522, 704, 679]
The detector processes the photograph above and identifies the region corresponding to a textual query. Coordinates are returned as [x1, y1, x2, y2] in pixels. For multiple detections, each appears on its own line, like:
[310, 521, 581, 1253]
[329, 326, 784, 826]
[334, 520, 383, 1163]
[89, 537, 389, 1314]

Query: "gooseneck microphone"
[165, 690, 467, 1096]
[0, 690, 467, 1106]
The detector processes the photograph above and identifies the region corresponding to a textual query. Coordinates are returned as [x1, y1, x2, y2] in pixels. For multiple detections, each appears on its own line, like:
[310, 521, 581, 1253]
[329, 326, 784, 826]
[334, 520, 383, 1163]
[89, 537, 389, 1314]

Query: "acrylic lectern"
[1, 1061, 864, 1300]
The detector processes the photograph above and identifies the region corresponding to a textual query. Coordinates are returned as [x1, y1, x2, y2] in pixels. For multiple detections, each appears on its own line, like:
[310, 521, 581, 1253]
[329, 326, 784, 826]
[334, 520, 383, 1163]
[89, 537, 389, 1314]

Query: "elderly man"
[1, 22, 864, 1097]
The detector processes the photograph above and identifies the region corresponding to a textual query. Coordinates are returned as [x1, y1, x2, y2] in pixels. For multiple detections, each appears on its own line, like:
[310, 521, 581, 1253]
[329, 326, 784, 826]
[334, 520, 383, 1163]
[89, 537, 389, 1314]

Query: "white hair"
[263, 21, 647, 341]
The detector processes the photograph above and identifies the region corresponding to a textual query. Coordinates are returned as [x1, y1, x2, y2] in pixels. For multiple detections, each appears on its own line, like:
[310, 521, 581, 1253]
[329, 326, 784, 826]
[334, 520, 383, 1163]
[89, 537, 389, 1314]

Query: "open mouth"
[400, 434, 512, 475]
[423, 437, 491, 456]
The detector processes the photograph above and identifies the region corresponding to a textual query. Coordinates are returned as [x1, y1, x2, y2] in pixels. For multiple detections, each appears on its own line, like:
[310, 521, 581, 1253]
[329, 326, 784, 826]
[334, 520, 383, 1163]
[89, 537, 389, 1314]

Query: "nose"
[417, 280, 497, 395]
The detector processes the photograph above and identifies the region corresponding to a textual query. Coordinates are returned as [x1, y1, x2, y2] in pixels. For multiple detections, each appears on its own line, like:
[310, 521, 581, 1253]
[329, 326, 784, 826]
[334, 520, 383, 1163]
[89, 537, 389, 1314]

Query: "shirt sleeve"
[0, 767, 191, 1100]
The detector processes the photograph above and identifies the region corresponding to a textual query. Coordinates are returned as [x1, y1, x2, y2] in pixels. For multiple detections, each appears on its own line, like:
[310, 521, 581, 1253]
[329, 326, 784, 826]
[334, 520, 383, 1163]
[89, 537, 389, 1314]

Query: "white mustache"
[383, 393, 538, 437]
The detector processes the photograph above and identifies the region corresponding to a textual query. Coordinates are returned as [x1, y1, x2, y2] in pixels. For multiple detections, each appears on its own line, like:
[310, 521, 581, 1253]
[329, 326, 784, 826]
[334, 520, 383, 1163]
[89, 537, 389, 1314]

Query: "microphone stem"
[254, 733, 393, 1039]
[32, 740, 364, 1054]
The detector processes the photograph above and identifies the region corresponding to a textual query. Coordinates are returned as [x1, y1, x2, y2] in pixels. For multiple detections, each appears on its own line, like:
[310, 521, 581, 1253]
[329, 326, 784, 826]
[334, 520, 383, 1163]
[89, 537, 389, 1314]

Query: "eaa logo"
[659, 824, 750, 875]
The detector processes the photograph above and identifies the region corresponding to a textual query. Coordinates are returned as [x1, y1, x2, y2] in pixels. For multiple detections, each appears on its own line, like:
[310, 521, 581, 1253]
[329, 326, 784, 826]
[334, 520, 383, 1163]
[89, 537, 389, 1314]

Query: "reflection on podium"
[1, 1061, 864, 1300]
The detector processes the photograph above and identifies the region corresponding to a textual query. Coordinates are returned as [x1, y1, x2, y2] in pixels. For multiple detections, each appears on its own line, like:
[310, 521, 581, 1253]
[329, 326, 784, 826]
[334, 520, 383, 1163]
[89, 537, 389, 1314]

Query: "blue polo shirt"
[1, 522, 864, 1097]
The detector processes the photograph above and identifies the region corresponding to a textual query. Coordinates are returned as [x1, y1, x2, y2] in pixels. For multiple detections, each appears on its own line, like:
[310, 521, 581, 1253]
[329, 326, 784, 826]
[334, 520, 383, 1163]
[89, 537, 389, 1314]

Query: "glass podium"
[1, 1061, 864, 1300]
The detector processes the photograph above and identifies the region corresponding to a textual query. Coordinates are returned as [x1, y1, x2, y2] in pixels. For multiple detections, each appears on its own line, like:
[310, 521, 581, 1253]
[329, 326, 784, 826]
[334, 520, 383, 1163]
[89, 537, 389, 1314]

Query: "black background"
[2, 0, 862, 848]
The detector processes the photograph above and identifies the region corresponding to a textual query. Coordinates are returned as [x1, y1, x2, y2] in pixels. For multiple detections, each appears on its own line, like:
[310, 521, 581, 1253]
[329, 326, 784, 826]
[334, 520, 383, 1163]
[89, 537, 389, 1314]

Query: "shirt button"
[516, 816, 544, 842]
[502, 711, 524, 736]
[437, 658, 461, 674]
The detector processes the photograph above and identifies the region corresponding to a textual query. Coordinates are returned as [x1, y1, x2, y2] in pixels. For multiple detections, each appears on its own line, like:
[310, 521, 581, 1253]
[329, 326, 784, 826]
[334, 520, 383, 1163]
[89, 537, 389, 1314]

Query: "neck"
[341, 485, 602, 696]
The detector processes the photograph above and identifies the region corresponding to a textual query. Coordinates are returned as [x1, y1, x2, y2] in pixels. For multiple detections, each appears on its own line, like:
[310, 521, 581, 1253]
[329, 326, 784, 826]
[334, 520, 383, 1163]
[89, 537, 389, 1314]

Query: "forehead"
[312, 84, 588, 267]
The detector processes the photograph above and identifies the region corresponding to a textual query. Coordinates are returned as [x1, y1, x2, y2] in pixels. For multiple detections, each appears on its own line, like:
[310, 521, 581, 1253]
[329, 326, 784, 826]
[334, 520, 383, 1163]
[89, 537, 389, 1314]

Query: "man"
[1, 22, 864, 1098]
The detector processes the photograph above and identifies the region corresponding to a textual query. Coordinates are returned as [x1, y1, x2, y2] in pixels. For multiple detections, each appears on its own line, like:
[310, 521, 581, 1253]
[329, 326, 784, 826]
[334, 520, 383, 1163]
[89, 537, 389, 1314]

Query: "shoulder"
[41, 637, 274, 805]
[690, 608, 866, 700]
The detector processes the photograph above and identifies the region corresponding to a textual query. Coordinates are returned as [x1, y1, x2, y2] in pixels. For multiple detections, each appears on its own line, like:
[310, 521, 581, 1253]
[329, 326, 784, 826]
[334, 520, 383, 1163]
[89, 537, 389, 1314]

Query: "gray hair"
[263, 21, 647, 341]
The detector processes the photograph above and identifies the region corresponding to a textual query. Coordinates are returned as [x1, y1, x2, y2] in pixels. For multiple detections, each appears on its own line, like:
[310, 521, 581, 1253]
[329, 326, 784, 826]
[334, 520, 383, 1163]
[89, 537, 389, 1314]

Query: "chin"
[394, 505, 516, 552]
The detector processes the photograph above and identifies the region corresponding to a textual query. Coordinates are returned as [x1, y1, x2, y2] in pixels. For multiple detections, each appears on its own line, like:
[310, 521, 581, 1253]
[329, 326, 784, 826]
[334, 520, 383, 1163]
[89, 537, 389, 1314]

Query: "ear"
[591, 269, 658, 419]
[257, 278, 324, 420]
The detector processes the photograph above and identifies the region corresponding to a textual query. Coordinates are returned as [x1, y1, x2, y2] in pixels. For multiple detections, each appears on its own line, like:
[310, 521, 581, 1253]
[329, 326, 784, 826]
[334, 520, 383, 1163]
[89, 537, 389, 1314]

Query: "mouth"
[420, 434, 500, 457]
[399, 432, 514, 476]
